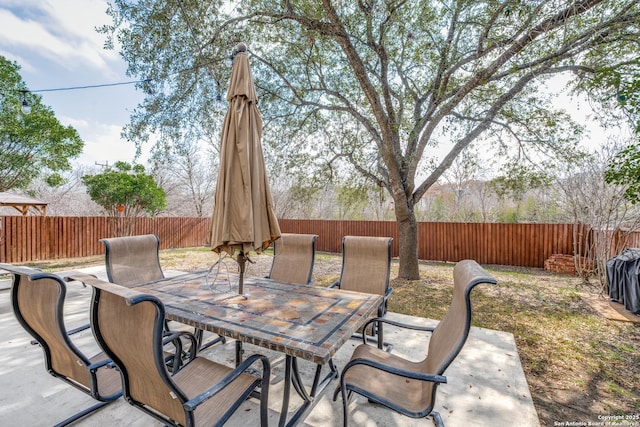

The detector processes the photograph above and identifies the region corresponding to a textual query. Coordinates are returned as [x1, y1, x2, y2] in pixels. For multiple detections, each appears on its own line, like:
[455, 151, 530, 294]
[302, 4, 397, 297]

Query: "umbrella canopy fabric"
[210, 44, 281, 257]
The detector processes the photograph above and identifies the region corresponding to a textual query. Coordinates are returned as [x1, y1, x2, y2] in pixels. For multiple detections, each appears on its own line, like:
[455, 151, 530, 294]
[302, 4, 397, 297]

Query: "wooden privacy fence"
[0, 216, 610, 267]
[279, 219, 580, 267]
[0, 216, 210, 263]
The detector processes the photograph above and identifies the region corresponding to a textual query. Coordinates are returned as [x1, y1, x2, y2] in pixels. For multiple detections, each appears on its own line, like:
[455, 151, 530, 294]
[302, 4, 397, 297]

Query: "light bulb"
[143, 78, 154, 96]
[21, 98, 31, 114]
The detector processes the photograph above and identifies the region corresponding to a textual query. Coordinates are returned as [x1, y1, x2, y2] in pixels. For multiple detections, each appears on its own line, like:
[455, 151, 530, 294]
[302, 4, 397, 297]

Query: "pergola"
[0, 192, 48, 216]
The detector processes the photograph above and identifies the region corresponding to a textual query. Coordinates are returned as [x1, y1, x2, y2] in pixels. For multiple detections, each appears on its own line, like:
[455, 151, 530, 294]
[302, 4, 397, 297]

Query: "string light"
[20, 90, 31, 114]
[28, 79, 147, 93]
[214, 80, 224, 110]
[1, 32, 232, 116]
[2, 65, 228, 115]
[1, 78, 151, 115]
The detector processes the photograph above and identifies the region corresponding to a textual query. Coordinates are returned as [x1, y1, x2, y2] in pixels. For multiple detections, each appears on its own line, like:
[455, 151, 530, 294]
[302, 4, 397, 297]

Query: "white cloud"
[74, 121, 144, 166]
[0, 48, 36, 73]
[58, 114, 90, 129]
[61, 115, 151, 166]
[0, 1, 121, 78]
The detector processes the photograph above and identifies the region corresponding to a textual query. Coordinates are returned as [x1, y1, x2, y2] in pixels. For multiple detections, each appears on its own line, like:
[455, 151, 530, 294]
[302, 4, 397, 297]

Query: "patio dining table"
[125, 269, 382, 427]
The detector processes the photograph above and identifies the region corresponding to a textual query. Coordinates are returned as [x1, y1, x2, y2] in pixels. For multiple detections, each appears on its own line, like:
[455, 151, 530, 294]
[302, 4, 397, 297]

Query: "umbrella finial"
[237, 43, 247, 53]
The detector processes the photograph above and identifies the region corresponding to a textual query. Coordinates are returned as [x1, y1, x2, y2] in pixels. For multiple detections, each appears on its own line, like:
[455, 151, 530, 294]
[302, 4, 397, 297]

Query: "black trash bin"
[606, 248, 640, 314]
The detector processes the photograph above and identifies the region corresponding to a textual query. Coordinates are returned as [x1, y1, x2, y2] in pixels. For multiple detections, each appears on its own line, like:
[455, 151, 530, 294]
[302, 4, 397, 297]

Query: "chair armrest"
[68, 323, 91, 335]
[342, 356, 447, 384]
[377, 287, 394, 317]
[163, 330, 198, 371]
[329, 280, 340, 289]
[31, 322, 91, 346]
[162, 330, 197, 348]
[63, 272, 97, 287]
[183, 353, 271, 411]
[87, 355, 117, 371]
[361, 316, 436, 344]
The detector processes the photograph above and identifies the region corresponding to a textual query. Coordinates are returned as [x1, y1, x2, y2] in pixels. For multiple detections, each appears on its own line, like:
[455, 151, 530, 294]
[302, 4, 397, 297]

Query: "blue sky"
[0, 0, 146, 167]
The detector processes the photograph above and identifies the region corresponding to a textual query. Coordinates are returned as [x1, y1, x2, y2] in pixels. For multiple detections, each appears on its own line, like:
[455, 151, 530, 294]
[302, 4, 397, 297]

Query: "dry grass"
[13, 247, 640, 425]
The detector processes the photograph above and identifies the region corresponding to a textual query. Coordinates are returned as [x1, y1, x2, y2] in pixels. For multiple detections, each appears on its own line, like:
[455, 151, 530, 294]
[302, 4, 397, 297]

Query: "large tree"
[82, 161, 167, 218]
[101, 0, 639, 279]
[0, 57, 83, 192]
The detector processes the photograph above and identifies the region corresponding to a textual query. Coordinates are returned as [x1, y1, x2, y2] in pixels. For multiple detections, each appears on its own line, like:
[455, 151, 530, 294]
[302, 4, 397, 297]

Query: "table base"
[235, 341, 338, 426]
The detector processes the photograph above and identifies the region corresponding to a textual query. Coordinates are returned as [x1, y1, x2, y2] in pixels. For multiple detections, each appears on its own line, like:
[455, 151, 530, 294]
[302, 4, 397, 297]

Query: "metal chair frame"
[334, 260, 497, 427]
[0, 263, 122, 426]
[84, 276, 271, 427]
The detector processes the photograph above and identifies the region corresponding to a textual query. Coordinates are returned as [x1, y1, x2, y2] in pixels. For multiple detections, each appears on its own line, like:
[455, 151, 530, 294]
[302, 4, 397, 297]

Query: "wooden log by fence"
[0, 216, 606, 267]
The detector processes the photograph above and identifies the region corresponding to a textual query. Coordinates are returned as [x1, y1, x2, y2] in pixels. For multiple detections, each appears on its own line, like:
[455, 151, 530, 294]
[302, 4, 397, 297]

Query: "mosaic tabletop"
[130, 270, 382, 364]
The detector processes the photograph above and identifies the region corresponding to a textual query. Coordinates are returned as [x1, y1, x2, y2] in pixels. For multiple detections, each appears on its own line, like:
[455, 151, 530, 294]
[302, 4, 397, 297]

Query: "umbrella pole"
[238, 252, 247, 296]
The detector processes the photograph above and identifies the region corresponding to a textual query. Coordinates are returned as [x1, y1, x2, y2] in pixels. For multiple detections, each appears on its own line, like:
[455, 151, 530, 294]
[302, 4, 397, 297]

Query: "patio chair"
[100, 234, 225, 351]
[84, 275, 271, 427]
[100, 234, 165, 286]
[333, 259, 497, 427]
[0, 263, 122, 426]
[329, 235, 393, 349]
[267, 233, 319, 285]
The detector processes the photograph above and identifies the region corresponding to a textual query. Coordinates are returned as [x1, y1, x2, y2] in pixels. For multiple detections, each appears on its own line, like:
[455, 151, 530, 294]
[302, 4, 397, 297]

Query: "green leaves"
[605, 142, 640, 204]
[82, 161, 167, 216]
[577, 23, 640, 134]
[489, 163, 553, 202]
[0, 57, 83, 192]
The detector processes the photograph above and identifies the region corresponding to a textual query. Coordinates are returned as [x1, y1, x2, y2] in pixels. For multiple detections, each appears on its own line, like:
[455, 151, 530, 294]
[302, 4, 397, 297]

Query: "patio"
[0, 266, 539, 426]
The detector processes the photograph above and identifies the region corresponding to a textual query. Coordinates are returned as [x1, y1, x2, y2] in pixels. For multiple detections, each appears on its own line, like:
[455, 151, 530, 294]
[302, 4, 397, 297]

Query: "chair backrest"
[268, 233, 318, 284]
[422, 260, 496, 398]
[89, 279, 189, 426]
[338, 236, 392, 295]
[100, 234, 164, 286]
[0, 263, 118, 398]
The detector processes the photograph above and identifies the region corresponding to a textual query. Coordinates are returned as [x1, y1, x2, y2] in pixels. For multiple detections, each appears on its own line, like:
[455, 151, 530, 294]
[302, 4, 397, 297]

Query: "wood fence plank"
[5, 216, 626, 268]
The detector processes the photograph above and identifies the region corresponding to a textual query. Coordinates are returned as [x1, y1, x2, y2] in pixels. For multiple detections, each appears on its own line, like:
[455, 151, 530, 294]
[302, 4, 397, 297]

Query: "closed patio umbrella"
[210, 43, 281, 295]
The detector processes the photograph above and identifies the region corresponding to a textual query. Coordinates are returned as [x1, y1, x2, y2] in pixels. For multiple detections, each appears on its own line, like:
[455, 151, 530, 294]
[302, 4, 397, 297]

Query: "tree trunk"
[397, 210, 420, 280]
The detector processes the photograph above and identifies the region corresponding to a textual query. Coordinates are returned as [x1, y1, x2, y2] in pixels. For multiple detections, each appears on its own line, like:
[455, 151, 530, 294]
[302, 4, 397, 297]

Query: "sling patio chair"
[329, 235, 393, 349]
[333, 259, 497, 427]
[100, 234, 225, 352]
[75, 274, 271, 427]
[0, 263, 122, 426]
[267, 233, 319, 285]
[100, 234, 165, 286]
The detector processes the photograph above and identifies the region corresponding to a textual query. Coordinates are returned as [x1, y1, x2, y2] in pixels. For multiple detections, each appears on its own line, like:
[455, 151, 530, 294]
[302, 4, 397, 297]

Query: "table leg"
[290, 358, 310, 401]
[278, 355, 339, 427]
[235, 340, 244, 366]
[279, 355, 293, 427]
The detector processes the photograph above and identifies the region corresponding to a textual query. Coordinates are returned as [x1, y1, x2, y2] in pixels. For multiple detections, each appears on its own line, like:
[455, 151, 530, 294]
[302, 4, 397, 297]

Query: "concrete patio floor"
[0, 266, 539, 426]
